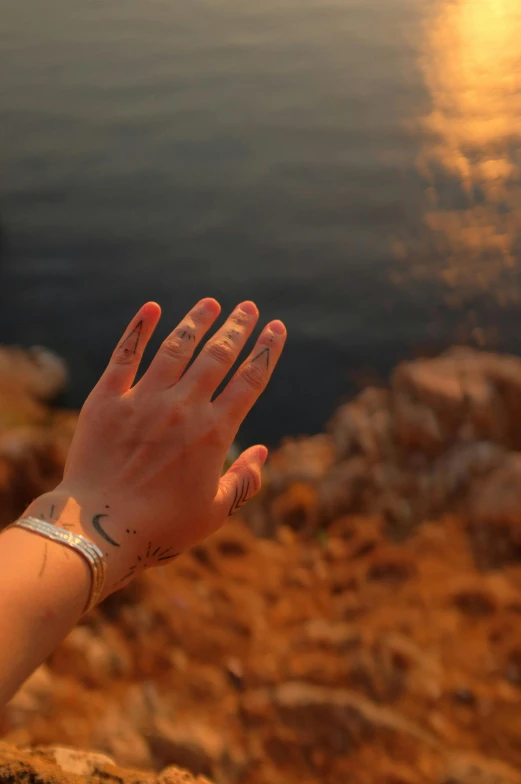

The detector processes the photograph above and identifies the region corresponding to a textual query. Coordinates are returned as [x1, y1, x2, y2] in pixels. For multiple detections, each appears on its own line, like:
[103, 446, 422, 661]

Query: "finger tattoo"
[178, 329, 196, 341]
[252, 347, 270, 369]
[119, 320, 143, 355]
[228, 477, 251, 516]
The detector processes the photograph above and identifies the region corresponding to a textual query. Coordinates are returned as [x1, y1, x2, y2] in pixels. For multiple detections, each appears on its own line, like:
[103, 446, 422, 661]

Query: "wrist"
[21, 489, 139, 600]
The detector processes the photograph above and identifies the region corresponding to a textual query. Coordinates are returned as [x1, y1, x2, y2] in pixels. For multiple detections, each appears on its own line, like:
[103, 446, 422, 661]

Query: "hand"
[44, 298, 286, 592]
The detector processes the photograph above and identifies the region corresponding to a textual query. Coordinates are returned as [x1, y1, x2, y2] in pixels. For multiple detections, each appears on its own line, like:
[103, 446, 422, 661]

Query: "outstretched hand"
[46, 298, 286, 593]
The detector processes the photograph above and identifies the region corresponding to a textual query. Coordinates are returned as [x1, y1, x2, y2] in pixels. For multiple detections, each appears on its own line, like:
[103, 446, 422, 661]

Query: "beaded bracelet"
[5, 516, 106, 613]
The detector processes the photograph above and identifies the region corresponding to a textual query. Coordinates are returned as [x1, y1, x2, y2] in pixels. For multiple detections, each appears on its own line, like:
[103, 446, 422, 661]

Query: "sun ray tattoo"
[228, 477, 251, 516]
[111, 541, 180, 589]
[37, 503, 60, 575]
[38, 543, 48, 577]
[37, 512, 48, 576]
[157, 547, 176, 561]
[119, 319, 143, 355]
[178, 329, 196, 341]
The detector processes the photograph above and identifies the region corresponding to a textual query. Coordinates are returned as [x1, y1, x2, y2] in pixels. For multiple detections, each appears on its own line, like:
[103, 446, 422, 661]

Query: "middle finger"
[179, 301, 259, 398]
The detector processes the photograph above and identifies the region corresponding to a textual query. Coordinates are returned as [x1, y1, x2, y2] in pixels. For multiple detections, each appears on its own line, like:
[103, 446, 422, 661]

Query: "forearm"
[0, 527, 89, 706]
[0, 491, 126, 707]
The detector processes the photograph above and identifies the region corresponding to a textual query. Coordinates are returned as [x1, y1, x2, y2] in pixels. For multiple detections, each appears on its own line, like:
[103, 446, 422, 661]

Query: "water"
[1, 0, 521, 446]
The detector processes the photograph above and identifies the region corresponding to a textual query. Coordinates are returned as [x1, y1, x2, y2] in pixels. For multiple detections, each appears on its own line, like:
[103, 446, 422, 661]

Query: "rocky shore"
[1, 345, 521, 784]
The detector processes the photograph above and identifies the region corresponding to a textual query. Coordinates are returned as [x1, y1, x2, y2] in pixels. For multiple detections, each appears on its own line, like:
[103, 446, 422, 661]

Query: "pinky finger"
[213, 319, 286, 431]
[95, 302, 161, 396]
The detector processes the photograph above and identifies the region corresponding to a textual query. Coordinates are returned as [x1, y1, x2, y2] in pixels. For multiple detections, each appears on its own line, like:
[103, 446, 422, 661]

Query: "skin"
[0, 298, 286, 706]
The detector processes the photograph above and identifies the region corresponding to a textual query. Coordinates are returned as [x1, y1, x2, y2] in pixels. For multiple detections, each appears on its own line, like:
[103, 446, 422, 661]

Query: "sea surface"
[1, 0, 521, 445]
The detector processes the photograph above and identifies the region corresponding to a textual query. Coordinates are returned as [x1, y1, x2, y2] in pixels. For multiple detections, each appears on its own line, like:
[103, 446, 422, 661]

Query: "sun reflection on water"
[396, 0, 521, 306]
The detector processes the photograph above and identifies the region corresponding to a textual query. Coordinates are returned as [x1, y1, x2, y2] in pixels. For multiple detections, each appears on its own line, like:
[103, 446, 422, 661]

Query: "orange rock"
[3, 346, 521, 783]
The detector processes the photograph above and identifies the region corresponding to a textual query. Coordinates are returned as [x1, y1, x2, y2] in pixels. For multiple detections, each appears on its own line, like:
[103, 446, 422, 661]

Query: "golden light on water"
[396, 0, 521, 306]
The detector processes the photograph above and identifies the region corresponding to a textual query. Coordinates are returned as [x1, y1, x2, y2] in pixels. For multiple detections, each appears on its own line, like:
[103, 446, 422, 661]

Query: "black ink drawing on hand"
[119, 320, 143, 355]
[229, 477, 251, 516]
[226, 329, 239, 341]
[38, 543, 48, 578]
[179, 329, 196, 341]
[92, 514, 120, 547]
[252, 347, 270, 369]
[111, 543, 179, 589]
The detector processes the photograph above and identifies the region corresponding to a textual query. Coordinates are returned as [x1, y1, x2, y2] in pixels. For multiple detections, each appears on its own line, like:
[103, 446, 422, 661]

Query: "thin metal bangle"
[4, 516, 106, 614]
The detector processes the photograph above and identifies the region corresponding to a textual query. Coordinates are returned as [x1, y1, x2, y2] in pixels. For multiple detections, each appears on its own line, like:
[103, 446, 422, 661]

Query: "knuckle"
[162, 337, 189, 361]
[206, 339, 235, 366]
[80, 392, 99, 417]
[167, 400, 185, 424]
[80, 392, 115, 428]
[231, 311, 250, 328]
[240, 361, 266, 390]
[202, 422, 225, 447]
[112, 346, 139, 366]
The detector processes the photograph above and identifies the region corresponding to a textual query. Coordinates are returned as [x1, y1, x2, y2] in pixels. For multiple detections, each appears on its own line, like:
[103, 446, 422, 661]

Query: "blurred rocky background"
[1, 345, 521, 783]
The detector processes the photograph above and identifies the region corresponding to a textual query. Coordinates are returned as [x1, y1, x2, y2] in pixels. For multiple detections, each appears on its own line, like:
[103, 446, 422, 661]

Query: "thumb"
[213, 444, 268, 521]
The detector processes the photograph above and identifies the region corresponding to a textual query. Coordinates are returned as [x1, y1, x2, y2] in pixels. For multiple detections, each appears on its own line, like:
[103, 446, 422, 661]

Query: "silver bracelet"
[5, 516, 106, 614]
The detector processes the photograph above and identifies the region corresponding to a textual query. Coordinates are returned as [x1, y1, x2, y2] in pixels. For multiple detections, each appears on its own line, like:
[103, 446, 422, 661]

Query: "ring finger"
[178, 301, 259, 399]
[213, 318, 286, 432]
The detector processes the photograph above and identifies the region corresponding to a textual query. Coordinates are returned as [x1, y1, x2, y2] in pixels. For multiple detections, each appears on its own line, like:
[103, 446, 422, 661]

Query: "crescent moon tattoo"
[92, 514, 120, 547]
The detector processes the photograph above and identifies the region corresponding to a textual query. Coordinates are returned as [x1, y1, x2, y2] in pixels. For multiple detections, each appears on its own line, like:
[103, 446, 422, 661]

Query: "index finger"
[212, 319, 286, 428]
[96, 302, 161, 396]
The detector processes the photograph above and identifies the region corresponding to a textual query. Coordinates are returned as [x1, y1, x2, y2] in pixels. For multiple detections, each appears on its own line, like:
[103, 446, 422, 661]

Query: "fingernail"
[239, 301, 258, 316]
[269, 320, 285, 335]
[200, 298, 220, 313]
[257, 445, 268, 465]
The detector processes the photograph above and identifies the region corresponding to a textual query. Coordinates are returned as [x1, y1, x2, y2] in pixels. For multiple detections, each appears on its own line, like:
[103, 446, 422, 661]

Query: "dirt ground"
[2, 346, 521, 783]
[3, 512, 521, 784]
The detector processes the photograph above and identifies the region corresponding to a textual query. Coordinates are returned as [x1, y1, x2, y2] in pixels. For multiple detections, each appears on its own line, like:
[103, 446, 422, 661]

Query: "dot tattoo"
[226, 330, 239, 340]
